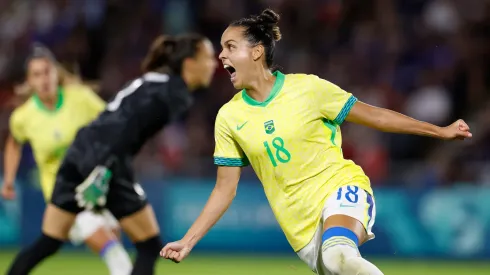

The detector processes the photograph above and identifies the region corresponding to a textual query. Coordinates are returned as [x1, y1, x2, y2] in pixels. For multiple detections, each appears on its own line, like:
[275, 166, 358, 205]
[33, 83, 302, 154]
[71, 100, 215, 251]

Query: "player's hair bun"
[230, 9, 282, 67]
[257, 9, 282, 42]
[258, 9, 280, 25]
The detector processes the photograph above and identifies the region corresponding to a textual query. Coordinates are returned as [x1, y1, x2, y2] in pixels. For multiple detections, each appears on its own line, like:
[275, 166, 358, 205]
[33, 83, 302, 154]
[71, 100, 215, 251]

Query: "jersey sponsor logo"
[264, 120, 275, 134]
[236, 121, 248, 131]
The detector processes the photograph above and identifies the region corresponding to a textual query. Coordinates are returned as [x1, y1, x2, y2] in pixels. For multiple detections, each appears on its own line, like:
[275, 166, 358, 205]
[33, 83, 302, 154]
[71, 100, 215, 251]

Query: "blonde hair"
[56, 63, 99, 91]
[56, 63, 82, 86]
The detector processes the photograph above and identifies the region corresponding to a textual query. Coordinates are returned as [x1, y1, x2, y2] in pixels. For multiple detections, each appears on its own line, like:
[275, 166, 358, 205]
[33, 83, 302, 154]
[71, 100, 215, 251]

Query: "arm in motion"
[346, 101, 472, 140]
[161, 166, 241, 262]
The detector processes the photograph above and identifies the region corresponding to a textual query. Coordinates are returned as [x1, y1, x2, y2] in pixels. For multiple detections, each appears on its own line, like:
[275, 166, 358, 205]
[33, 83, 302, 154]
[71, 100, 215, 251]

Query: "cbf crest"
[264, 120, 275, 134]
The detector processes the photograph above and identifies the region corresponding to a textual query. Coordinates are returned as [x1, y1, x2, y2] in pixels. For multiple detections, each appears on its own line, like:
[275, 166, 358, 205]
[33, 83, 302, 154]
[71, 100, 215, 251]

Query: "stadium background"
[1, 0, 490, 274]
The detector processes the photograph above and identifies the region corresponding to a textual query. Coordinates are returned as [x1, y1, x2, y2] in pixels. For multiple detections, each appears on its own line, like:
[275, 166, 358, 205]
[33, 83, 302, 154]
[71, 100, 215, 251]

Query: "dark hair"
[141, 34, 207, 74]
[230, 9, 282, 68]
[24, 43, 57, 70]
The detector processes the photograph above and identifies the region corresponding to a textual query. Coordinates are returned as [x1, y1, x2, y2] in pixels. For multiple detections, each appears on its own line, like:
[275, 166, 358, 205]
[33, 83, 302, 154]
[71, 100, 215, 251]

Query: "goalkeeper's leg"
[7, 157, 86, 275]
[105, 169, 161, 275]
[118, 205, 162, 275]
[6, 204, 74, 275]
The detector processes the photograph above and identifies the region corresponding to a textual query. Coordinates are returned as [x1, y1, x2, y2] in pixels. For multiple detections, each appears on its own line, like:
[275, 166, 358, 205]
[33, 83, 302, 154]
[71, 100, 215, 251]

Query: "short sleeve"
[312, 76, 358, 125]
[78, 85, 106, 119]
[213, 110, 249, 167]
[9, 110, 26, 144]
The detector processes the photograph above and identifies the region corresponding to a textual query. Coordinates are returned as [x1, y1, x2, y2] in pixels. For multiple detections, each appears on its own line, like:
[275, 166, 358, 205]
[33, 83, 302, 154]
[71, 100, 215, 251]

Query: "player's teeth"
[224, 65, 230, 69]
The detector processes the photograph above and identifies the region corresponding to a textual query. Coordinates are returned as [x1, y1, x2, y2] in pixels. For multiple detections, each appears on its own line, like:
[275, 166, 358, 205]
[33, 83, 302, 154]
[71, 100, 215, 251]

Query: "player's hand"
[440, 119, 472, 140]
[160, 241, 192, 263]
[1, 182, 16, 200]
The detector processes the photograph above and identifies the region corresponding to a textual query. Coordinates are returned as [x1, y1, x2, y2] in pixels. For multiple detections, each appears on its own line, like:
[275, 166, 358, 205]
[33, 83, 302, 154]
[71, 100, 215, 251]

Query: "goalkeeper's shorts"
[50, 150, 147, 220]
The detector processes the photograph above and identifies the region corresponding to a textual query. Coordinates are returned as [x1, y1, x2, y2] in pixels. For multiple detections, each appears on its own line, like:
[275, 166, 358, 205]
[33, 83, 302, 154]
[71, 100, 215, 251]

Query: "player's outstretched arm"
[345, 101, 472, 140]
[161, 166, 241, 263]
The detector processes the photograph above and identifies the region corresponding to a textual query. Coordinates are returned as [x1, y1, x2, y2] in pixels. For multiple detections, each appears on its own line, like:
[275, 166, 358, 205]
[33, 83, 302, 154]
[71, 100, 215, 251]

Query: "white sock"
[100, 240, 133, 275]
[341, 256, 384, 275]
[321, 237, 383, 275]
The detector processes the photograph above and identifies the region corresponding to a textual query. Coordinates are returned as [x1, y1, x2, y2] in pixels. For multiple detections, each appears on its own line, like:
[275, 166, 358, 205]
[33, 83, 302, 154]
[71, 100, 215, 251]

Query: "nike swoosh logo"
[237, 121, 248, 131]
[340, 203, 355, 208]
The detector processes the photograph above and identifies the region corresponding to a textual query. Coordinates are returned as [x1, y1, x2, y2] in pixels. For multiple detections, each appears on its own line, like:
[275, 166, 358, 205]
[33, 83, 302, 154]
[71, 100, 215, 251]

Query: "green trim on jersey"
[241, 71, 285, 107]
[322, 119, 337, 146]
[334, 95, 357, 125]
[33, 86, 64, 113]
[214, 157, 250, 167]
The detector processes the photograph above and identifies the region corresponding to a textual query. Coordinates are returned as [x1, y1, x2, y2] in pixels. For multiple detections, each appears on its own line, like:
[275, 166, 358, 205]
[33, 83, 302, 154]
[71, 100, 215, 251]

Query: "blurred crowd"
[0, 0, 489, 187]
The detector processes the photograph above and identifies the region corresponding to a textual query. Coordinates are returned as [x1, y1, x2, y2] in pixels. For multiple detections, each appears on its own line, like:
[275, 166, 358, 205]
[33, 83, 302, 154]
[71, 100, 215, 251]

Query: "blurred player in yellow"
[161, 9, 472, 275]
[1, 45, 133, 275]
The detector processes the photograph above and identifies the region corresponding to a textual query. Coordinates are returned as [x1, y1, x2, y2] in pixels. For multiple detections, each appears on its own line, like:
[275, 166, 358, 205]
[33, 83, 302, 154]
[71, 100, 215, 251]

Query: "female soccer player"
[1, 45, 132, 275]
[161, 9, 472, 275]
[6, 34, 217, 275]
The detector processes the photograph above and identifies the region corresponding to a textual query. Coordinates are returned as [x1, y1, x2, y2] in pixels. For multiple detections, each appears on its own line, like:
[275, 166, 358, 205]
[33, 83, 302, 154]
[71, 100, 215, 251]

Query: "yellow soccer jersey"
[214, 71, 372, 251]
[9, 85, 105, 200]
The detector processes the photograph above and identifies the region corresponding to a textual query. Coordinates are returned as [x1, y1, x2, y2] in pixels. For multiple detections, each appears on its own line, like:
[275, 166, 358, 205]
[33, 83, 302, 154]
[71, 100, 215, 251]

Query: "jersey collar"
[241, 71, 285, 107]
[33, 86, 64, 113]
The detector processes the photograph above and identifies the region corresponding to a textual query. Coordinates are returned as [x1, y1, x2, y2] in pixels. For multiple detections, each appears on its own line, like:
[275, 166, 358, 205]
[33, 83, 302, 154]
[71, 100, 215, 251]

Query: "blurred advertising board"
[160, 180, 490, 258]
[2, 177, 490, 259]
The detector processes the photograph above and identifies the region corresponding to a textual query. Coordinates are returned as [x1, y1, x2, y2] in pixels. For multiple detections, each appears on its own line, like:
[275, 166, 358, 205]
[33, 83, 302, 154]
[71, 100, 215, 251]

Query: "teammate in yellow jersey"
[1, 45, 132, 275]
[161, 9, 472, 275]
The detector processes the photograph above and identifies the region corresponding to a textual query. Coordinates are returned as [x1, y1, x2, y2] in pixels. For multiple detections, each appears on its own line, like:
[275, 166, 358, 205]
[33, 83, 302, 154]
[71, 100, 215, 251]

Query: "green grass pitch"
[0, 251, 489, 274]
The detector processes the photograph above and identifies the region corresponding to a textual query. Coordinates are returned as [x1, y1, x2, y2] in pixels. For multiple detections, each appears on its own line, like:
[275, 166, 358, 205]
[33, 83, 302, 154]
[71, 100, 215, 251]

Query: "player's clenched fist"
[440, 119, 472, 140]
[160, 241, 192, 263]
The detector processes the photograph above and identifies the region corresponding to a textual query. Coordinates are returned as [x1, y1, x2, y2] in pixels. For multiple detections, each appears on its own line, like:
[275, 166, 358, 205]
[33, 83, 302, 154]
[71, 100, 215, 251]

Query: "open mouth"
[224, 65, 236, 79]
